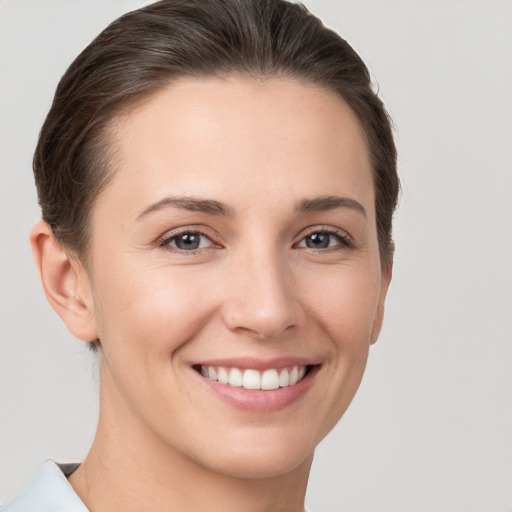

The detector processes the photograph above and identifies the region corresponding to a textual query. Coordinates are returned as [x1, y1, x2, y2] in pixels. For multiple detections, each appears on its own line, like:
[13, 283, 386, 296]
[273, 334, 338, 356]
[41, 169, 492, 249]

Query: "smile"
[192, 361, 319, 411]
[199, 365, 308, 390]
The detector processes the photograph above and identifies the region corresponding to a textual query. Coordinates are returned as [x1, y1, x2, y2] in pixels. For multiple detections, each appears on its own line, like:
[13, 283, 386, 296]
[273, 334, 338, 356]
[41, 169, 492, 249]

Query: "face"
[81, 77, 390, 479]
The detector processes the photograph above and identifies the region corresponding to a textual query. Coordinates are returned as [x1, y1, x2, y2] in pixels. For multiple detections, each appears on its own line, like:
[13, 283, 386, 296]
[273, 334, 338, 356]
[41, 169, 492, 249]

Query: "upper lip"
[192, 357, 320, 371]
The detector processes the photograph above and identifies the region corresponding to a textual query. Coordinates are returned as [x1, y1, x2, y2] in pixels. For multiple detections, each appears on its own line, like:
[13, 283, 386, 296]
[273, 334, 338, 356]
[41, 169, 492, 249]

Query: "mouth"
[193, 364, 314, 390]
[191, 358, 320, 411]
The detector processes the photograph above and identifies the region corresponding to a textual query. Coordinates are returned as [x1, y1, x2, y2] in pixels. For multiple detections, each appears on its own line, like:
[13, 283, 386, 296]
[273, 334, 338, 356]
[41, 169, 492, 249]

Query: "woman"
[1, 0, 398, 510]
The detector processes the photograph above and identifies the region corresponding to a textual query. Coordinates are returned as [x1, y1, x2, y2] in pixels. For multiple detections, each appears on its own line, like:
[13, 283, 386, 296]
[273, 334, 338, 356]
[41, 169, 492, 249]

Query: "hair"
[34, 0, 398, 273]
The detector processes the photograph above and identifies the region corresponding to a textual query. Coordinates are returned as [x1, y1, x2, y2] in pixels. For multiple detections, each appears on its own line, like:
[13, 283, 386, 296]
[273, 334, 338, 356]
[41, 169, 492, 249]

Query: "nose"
[221, 249, 303, 340]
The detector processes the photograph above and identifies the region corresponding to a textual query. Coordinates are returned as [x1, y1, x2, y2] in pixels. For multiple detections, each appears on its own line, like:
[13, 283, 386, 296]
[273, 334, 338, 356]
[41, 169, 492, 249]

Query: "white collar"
[1, 459, 87, 511]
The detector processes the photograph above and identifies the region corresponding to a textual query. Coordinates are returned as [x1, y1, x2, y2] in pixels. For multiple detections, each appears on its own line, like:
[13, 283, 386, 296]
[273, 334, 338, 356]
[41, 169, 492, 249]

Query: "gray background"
[1, 1, 511, 510]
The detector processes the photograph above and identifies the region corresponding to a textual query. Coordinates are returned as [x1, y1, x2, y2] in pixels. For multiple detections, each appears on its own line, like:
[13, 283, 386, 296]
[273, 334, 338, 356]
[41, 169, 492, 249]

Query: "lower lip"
[195, 367, 319, 412]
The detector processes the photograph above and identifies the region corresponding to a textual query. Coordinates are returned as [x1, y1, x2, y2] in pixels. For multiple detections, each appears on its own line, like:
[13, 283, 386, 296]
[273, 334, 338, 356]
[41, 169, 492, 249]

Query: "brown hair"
[34, 0, 398, 271]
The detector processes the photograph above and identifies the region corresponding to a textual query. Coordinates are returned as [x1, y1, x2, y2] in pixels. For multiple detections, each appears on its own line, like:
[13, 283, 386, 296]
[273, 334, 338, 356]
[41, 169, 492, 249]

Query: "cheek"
[90, 261, 220, 425]
[301, 263, 381, 346]
[91, 259, 217, 358]
[295, 264, 381, 438]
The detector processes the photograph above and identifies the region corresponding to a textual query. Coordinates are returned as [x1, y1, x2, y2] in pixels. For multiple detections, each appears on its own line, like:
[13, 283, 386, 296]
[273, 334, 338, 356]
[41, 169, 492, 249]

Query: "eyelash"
[296, 227, 353, 251]
[158, 227, 353, 253]
[158, 229, 218, 253]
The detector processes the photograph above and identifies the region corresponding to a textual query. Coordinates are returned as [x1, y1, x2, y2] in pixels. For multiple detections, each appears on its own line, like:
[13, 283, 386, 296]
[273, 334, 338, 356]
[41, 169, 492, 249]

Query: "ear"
[370, 264, 392, 345]
[30, 221, 98, 342]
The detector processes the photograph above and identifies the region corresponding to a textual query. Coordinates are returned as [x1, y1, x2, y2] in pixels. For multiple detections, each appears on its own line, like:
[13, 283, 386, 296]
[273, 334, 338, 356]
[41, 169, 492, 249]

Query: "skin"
[31, 77, 391, 512]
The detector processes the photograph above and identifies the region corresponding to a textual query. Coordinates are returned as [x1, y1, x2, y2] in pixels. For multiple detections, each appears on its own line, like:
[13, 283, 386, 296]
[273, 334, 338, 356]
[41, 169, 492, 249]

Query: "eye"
[161, 231, 215, 251]
[296, 230, 352, 250]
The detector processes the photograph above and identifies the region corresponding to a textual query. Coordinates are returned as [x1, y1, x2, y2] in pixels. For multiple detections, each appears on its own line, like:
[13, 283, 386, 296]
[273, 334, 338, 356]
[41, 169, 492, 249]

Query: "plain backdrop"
[1, 1, 511, 511]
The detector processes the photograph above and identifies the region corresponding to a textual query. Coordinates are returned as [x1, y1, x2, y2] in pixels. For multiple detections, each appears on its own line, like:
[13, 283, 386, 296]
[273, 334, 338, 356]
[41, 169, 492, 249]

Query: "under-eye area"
[192, 364, 319, 390]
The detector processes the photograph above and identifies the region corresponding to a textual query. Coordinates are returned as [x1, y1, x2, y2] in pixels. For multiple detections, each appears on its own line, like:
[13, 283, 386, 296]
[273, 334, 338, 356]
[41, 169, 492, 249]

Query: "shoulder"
[0, 460, 87, 512]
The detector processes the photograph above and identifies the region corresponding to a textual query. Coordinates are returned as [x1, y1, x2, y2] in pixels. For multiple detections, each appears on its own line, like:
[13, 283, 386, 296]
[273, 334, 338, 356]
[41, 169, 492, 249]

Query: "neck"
[70, 426, 312, 512]
[68, 368, 312, 512]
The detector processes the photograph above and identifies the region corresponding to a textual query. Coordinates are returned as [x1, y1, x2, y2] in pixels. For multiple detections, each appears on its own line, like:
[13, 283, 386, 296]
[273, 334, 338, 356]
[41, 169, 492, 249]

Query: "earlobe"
[30, 221, 98, 342]
[370, 264, 393, 345]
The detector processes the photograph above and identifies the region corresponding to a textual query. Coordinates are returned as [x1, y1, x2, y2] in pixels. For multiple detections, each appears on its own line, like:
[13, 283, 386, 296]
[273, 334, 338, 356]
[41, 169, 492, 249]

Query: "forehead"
[103, 76, 374, 220]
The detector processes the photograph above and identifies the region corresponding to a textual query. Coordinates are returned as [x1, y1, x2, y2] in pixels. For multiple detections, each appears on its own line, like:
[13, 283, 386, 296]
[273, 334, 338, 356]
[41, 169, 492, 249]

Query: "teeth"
[228, 368, 243, 387]
[242, 369, 261, 390]
[278, 368, 290, 387]
[289, 366, 299, 386]
[261, 369, 279, 390]
[199, 365, 309, 390]
[217, 367, 229, 384]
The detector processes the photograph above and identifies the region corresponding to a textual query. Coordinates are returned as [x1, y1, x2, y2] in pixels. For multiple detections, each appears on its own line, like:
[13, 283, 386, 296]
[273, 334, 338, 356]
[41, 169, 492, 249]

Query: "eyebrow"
[136, 194, 366, 221]
[136, 196, 235, 221]
[295, 195, 367, 218]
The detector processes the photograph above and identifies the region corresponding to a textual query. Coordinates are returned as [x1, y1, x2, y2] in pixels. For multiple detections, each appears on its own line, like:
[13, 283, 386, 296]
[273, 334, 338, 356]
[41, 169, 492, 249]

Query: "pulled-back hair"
[34, 0, 398, 271]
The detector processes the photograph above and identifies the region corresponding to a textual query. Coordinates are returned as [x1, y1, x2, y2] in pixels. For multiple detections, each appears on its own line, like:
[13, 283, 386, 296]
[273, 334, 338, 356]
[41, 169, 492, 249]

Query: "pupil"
[307, 233, 330, 249]
[176, 233, 200, 250]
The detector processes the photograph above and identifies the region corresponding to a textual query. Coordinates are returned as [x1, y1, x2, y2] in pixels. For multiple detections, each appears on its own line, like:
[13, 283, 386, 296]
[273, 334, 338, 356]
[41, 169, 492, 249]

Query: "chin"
[205, 451, 313, 480]
[187, 427, 319, 480]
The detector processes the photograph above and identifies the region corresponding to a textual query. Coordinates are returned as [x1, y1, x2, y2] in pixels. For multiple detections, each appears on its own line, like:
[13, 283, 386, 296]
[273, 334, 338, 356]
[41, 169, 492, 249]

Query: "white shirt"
[0, 460, 88, 511]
